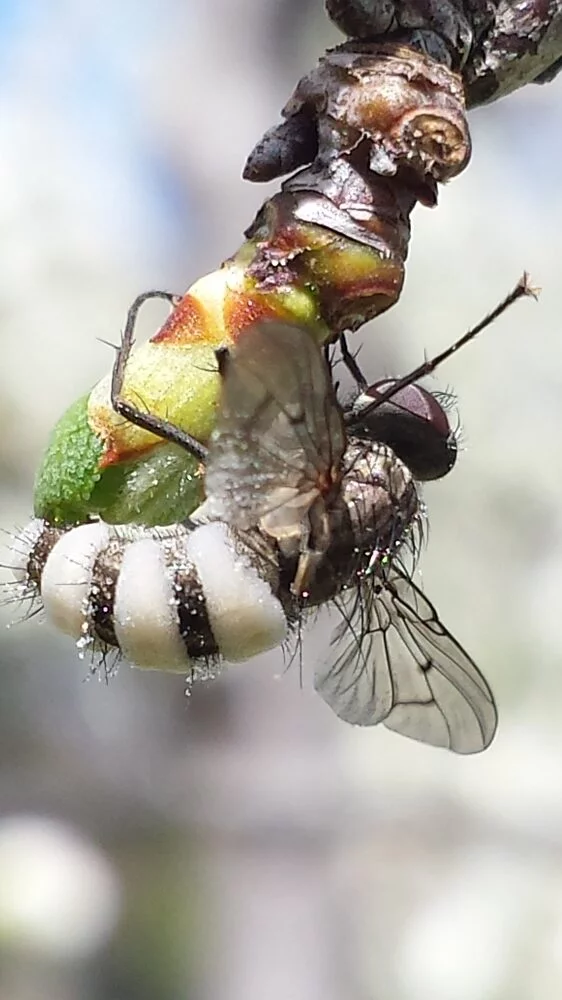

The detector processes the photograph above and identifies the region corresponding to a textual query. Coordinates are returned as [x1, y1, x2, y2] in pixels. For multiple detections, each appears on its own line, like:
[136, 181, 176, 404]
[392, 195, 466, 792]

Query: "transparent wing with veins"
[314, 565, 497, 753]
[201, 321, 346, 543]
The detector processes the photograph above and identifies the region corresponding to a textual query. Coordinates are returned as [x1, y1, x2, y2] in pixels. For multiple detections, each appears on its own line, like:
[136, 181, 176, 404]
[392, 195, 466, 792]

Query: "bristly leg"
[214, 346, 230, 381]
[111, 289, 209, 462]
[339, 332, 368, 390]
[346, 273, 538, 425]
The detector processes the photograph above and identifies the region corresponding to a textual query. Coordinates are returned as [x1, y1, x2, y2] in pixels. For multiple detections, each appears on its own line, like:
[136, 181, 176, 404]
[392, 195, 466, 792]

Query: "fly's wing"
[202, 321, 346, 531]
[314, 566, 497, 753]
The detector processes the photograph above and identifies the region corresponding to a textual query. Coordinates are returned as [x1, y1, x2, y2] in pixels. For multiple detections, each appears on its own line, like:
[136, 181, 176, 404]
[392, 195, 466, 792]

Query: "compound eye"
[352, 380, 458, 481]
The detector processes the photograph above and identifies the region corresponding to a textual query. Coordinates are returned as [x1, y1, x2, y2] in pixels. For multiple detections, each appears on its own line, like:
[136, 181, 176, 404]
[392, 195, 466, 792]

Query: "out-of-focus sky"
[0, 3, 562, 999]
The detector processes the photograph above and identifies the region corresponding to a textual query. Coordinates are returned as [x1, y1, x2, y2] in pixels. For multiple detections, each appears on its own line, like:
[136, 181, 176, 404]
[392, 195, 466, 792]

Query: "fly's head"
[349, 379, 458, 481]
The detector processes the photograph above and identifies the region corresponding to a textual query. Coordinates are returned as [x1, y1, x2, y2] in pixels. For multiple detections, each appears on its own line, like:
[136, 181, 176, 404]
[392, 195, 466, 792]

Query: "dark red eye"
[350, 380, 458, 481]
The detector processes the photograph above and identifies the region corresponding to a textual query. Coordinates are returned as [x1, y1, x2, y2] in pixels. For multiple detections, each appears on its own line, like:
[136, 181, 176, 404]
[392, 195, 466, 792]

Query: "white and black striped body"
[11, 439, 418, 673]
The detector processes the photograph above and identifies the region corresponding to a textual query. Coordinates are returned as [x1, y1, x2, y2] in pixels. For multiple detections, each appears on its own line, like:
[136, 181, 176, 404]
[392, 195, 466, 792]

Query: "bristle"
[0, 518, 47, 627]
[83, 642, 121, 684]
[5, 518, 45, 583]
[41, 522, 111, 640]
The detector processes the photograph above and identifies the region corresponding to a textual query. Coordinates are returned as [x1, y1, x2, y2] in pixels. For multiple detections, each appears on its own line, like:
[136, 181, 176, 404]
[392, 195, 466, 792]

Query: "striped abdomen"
[11, 519, 287, 672]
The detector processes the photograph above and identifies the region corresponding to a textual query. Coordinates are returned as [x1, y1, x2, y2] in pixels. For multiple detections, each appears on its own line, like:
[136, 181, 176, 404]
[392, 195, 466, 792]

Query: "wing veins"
[384, 582, 492, 744]
[390, 578, 495, 700]
[316, 569, 496, 751]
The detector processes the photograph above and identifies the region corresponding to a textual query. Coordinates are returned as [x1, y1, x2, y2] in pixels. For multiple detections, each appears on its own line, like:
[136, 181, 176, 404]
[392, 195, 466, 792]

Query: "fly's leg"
[291, 503, 331, 597]
[339, 332, 367, 389]
[214, 345, 230, 380]
[292, 550, 324, 598]
[111, 290, 209, 462]
[346, 273, 537, 424]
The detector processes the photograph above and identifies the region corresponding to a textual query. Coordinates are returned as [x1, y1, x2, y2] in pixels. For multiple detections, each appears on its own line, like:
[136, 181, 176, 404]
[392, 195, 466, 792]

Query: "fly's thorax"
[261, 443, 421, 611]
[11, 517, 288, 672]
[342, 438, 419, 554]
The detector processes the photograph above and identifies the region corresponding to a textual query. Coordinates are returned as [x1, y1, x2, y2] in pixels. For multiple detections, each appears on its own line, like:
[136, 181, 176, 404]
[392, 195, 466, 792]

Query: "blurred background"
[0, 2, 561, 998]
